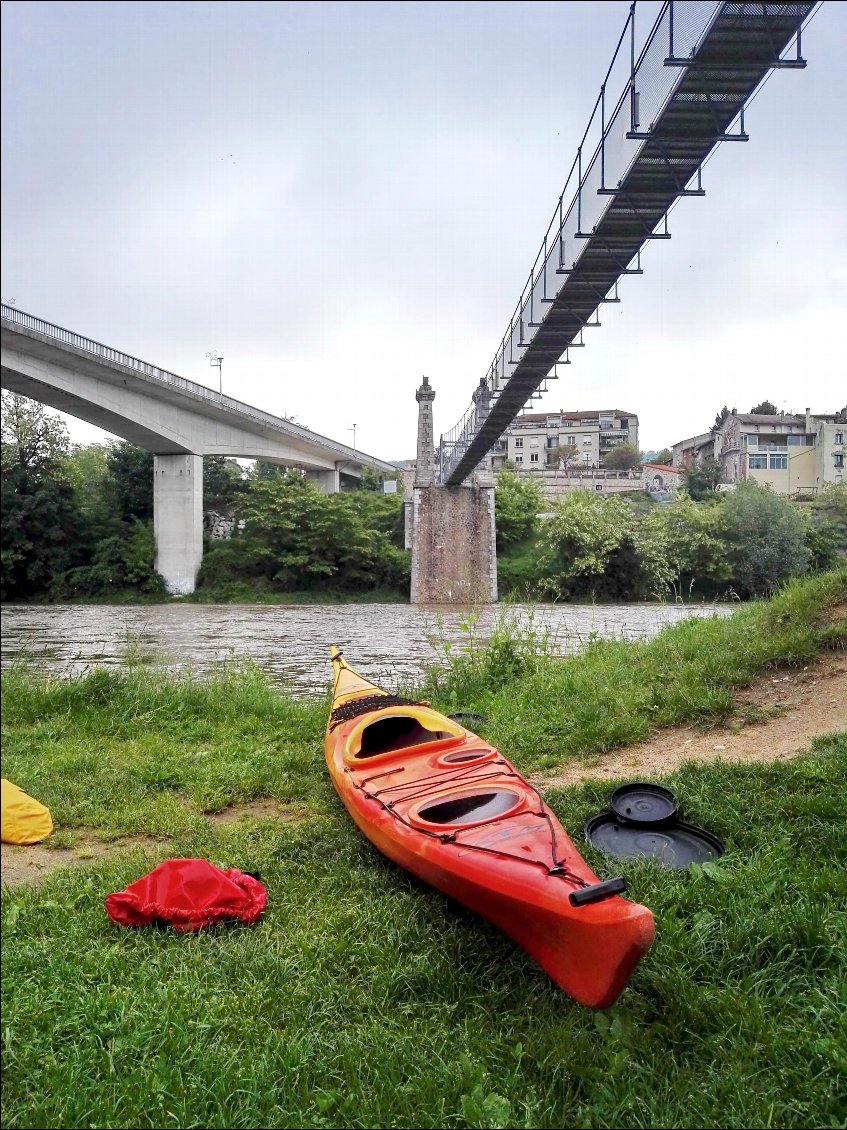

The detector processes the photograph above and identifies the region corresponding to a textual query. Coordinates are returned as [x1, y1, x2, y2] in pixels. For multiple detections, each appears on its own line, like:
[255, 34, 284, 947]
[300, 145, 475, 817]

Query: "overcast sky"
[2, 1, 844, 461]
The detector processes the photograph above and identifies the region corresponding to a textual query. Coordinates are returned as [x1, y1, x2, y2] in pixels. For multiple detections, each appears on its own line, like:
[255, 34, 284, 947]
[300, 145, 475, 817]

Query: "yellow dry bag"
[1, 778, 54, 845]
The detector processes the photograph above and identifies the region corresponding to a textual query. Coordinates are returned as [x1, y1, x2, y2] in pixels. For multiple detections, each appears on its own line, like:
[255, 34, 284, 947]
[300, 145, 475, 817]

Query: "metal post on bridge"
[206, 351, 223, 393]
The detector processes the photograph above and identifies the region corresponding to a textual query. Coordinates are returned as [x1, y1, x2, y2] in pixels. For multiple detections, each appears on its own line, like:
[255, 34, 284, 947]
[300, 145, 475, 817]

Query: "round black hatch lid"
[585, 812, 724, 870]
[448, 712, 487, 728]
[608, 781, 679, 827]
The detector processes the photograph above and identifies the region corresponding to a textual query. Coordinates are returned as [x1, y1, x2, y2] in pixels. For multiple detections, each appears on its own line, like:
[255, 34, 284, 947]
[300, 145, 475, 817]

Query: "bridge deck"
[441, 0, 816, 485]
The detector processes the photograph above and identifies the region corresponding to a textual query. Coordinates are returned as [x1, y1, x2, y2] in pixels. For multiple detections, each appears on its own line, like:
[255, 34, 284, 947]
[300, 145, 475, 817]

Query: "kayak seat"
[356, 714, 456, 758]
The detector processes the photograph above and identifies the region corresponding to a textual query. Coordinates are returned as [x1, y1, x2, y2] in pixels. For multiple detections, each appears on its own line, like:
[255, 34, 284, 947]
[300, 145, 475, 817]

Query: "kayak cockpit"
[346, 709, 465, 761]
[413, 789, 523, 827]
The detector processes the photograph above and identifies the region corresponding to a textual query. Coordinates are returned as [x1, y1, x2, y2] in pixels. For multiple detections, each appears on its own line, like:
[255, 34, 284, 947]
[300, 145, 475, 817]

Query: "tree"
[537, 492, 647, 600]
[105, 442, 154, 521]
[750, 400, 778, 416]
[639, 495, 730, 598]
[494, 469, 542, 551]
[204, 456, 247, 513]
[234, 469, 408, 593]
[64, 444, 110, 522]
[1, 390, 70, 468]
[711, 406, 731, 434]
[357, 464, 384, 491]
[1, 392, 84, 599]
[720, 481, 810, 597]
[804, 483, 847, 572]
[248, 461, 289, 482]
[63, 439, 164, 596]
[603, 443, 640, 471]
[679, 457, 723, 500]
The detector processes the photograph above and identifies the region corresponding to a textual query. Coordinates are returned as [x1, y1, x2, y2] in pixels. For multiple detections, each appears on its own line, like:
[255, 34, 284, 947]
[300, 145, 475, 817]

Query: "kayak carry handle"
[568, 877, 627, 907]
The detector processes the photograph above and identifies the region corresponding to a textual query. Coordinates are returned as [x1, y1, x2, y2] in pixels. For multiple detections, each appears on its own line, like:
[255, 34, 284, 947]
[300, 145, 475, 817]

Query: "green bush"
[721, 481, 810, 597]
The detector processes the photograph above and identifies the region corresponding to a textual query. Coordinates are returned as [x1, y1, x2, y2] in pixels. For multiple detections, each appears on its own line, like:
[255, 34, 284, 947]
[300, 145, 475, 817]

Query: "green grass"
[2, 570, 846, 1129]
[1, 660, 329, 838]
[421, 569, 847, 770]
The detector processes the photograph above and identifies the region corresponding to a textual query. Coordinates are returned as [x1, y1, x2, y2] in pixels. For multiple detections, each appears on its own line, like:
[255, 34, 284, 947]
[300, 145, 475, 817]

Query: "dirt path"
[3, 652, 844, 888]
[533, 649, 846, 790]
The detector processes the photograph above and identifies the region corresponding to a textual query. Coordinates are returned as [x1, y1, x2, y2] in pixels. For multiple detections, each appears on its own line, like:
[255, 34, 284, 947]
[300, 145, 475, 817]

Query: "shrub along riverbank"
[1, 570, 845, 1128]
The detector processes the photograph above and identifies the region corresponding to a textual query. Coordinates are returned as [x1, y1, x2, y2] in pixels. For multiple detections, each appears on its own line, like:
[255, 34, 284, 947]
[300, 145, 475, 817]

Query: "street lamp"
[206, 351, 224, 393]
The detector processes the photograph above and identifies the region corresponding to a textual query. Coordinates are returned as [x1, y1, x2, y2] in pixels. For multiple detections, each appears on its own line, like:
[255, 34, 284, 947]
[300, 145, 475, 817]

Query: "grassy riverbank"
[2, 570, 845, 1129]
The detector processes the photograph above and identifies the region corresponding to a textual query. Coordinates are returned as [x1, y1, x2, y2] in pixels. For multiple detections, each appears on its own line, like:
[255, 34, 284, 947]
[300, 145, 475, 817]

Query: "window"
[746, 435, 758, 447]
[514, 438, 523, 448]
[546, 416, 561, 427]
[547, 436, 559, 448]
[769, 454, 788, 470]
[748, 454, 767, 469]
[514, 455, 523, 463]
[566, 436, 576, 445]
[529, 437, 540, 448]
[835, 453, 844, 468]
[530, 453, 539, 463]
[836, 432, 844, 445]
[582, 437, 592, 446]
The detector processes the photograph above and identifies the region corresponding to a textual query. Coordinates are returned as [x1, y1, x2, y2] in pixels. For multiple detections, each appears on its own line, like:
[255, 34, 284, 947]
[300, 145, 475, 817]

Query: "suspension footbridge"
[437, 0, 818, 486]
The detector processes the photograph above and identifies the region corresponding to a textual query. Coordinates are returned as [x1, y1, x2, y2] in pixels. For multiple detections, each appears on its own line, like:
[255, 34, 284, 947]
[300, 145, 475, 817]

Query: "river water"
[0, 601, 734, 697]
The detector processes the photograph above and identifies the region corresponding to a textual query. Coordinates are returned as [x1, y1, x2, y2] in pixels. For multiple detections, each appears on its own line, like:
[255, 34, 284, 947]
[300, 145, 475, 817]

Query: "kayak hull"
[325, 650, 654, 1008]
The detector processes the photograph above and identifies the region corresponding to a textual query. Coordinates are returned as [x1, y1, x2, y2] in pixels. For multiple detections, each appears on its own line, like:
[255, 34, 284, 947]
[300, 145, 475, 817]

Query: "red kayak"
[325, 647, 654, 1008]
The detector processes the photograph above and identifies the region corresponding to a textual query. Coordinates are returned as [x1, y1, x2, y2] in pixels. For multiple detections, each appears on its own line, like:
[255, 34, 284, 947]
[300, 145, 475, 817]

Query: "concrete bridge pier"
[305, 466, 341, 493]
[153, 454, 204, 595]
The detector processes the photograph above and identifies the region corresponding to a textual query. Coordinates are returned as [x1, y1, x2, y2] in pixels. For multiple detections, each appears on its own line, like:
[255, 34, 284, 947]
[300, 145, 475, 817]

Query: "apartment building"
[714, 407, 845, 494]
[671, 432, 715, 468]
[491, 409, 639, 471]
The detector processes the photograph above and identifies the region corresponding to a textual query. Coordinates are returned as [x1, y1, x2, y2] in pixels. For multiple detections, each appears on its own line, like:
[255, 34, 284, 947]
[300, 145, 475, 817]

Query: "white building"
[492, 409, 639, 471]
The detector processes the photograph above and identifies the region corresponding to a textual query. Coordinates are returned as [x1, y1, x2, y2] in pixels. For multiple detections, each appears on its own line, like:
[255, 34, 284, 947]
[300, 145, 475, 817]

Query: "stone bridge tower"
[409, 376, 497, 605]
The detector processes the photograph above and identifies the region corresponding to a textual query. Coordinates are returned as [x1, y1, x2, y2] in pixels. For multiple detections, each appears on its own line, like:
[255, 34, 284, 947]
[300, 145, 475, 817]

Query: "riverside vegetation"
[3, 392, 846, 604]
[1, 570, 845, 1129]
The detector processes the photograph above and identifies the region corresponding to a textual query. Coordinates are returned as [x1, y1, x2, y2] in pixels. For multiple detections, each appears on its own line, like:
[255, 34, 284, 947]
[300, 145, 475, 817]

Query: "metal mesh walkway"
[439, 0, 818, 486]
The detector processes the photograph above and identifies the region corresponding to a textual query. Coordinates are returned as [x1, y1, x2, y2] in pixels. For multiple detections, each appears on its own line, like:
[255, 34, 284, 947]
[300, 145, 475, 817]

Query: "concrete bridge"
[1, 305, 395, 593]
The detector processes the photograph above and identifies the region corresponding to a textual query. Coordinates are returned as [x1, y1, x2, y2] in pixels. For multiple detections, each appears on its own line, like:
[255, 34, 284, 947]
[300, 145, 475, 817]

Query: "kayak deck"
[325, 648, 654, 1008]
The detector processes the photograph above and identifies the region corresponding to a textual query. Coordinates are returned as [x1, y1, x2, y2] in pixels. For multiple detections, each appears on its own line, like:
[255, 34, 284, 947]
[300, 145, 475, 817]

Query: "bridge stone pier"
[409, 377, 497, 605]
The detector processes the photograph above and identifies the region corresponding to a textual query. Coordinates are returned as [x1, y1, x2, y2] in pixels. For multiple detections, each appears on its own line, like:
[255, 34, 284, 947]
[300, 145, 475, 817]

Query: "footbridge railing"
[437, 0, 817, 485]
